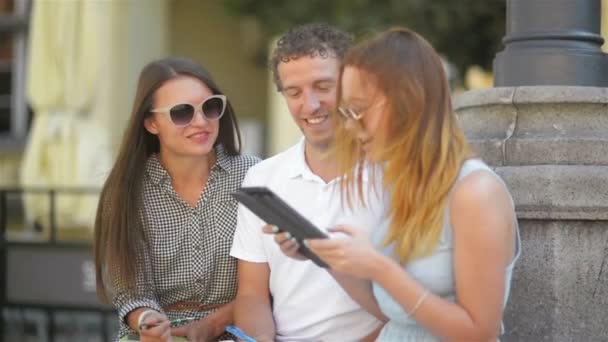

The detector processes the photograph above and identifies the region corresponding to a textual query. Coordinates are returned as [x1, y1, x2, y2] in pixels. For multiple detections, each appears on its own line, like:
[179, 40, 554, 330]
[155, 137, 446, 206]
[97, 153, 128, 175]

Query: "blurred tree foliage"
[222, 0, 505, 78]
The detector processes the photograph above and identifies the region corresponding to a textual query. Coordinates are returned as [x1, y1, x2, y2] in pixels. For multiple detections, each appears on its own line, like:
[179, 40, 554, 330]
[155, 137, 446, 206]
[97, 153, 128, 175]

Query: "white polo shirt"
[230, 139, 384, 342]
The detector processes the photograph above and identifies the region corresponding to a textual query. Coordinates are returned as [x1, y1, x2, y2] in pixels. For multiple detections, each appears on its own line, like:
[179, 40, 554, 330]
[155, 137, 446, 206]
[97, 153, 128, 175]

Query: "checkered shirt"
[111, 145, 259, 341]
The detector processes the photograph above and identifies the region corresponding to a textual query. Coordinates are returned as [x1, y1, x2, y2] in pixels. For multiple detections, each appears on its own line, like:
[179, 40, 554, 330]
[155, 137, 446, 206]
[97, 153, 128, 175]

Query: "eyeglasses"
[150, 94, 227, 126]
[338, 101, 386, 122]
[338, 106, 364, 121]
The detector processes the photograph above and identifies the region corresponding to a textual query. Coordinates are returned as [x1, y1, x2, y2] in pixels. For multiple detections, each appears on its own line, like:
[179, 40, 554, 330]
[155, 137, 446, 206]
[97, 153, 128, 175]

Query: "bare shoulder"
[449, 169, 515, 238]
[451, 169, 512, 211]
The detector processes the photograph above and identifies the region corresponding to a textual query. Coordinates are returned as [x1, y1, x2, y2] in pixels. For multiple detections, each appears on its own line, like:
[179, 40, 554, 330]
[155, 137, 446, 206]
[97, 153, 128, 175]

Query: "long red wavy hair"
[335, 27, 472, 263]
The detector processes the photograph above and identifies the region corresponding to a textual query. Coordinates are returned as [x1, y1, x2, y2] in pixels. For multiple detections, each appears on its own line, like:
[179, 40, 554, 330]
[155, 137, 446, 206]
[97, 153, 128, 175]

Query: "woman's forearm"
[234, 294, 276, 341]
[329, 270, 388, 322]
[204, 301, 235, 338]
[371, 255, 501, 341]
[126, 307, 158, 332]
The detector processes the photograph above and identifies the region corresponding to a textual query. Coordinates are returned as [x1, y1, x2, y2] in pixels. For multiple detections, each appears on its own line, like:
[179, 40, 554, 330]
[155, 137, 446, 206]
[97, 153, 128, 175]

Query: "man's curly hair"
[270, 23, 354, 91]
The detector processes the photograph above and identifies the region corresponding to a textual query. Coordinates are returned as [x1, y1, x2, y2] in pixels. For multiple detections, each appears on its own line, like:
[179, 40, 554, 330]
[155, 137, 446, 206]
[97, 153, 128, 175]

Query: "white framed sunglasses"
[150, 94, 227, 126]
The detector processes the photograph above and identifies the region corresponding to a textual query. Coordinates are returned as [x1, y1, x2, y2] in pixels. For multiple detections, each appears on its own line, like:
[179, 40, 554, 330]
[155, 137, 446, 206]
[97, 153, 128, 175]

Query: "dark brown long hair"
[335, 28, 471, 263]
[93, 57, 242, 301]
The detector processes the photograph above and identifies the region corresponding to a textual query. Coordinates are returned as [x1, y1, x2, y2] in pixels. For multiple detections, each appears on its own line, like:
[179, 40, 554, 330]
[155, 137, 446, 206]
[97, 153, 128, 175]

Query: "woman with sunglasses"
[306, 28, 520, 341]
[94, 57, 259, 342]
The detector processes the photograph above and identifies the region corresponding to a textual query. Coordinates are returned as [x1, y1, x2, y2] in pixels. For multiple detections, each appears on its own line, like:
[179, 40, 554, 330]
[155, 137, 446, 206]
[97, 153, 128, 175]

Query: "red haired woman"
[307, 28, 521, 342]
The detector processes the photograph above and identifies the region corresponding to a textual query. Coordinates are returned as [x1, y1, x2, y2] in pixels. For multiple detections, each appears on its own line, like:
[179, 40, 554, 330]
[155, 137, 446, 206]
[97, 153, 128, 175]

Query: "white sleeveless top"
[371, 159, 521, 341]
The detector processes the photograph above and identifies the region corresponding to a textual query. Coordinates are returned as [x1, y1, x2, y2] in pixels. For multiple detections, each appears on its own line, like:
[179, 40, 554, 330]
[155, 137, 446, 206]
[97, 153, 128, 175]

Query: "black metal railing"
[0, 187, 116, 342]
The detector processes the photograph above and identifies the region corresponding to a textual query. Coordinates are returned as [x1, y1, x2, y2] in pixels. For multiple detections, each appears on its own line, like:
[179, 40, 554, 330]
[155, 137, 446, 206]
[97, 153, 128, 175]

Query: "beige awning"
[21, 0, 168, 235]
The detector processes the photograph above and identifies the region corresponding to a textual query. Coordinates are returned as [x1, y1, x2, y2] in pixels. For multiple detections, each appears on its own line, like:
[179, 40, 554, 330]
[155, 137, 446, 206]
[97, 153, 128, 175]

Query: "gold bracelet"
[408, 289, 430, 317]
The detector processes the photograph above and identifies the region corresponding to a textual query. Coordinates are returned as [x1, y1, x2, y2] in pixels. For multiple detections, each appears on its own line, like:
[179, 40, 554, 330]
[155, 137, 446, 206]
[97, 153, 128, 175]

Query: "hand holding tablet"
[232, 187, 329, 267]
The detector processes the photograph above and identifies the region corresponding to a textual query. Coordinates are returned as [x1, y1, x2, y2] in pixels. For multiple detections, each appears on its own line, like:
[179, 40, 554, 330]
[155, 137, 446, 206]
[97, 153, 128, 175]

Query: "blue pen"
[225, 325, 258, 342]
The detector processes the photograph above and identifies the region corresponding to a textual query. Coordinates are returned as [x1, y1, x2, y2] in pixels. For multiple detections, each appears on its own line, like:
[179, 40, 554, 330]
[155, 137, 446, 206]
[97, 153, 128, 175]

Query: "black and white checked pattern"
[111, 145, 259, 341]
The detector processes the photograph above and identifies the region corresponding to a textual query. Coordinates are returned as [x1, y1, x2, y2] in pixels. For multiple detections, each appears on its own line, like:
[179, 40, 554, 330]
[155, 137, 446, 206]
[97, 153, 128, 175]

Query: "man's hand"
[262, 224, 307, 261]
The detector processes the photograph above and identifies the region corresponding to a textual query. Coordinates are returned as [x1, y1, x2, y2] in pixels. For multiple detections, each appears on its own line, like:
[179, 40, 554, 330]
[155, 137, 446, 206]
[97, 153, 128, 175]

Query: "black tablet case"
[232, 186, 329, 268]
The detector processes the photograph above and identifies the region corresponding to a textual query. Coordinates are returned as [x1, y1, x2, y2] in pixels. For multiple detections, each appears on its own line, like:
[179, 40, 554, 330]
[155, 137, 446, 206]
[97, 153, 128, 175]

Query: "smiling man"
[230, 23, 384, 342]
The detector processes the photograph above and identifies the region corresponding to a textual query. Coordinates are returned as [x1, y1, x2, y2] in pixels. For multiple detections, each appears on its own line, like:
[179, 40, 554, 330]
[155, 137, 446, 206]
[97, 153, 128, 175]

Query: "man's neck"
[304, 142, 338, 183]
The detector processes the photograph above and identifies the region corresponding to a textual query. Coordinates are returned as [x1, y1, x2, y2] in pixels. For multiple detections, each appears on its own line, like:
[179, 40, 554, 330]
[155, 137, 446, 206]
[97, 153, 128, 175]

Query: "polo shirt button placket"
[323, 184, 331, 194]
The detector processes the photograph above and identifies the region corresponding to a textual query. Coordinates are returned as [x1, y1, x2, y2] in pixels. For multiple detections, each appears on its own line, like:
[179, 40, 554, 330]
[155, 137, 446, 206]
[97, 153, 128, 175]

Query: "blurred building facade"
[1, 0, 608, 188]
[0, 0, 274, 188]
[0, 0, 277, 236]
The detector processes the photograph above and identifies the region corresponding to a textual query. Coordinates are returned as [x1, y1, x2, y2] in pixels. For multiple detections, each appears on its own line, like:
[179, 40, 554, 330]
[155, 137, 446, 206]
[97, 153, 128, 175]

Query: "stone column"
[456, 1, 608, 339]
[494, 0, 608, 86]
[454, 86, 608, 340]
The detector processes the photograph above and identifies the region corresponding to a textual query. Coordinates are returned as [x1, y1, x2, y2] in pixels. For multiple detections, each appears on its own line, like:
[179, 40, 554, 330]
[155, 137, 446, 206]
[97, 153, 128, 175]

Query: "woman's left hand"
[306, 225, 384, 279]
[171, 318, 212, 342]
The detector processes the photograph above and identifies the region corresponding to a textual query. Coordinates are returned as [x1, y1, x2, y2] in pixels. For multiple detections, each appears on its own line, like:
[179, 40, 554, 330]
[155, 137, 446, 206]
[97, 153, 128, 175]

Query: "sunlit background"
[0, 0, 607, 340]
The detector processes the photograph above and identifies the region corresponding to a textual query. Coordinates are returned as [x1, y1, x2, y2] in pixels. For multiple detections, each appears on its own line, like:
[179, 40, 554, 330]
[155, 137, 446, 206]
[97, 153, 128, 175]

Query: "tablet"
[232, 186, 329, 268]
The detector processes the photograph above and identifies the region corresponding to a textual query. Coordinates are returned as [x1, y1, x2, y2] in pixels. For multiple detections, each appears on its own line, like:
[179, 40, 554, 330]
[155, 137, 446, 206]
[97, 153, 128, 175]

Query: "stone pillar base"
[454, 86, 608, 341]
